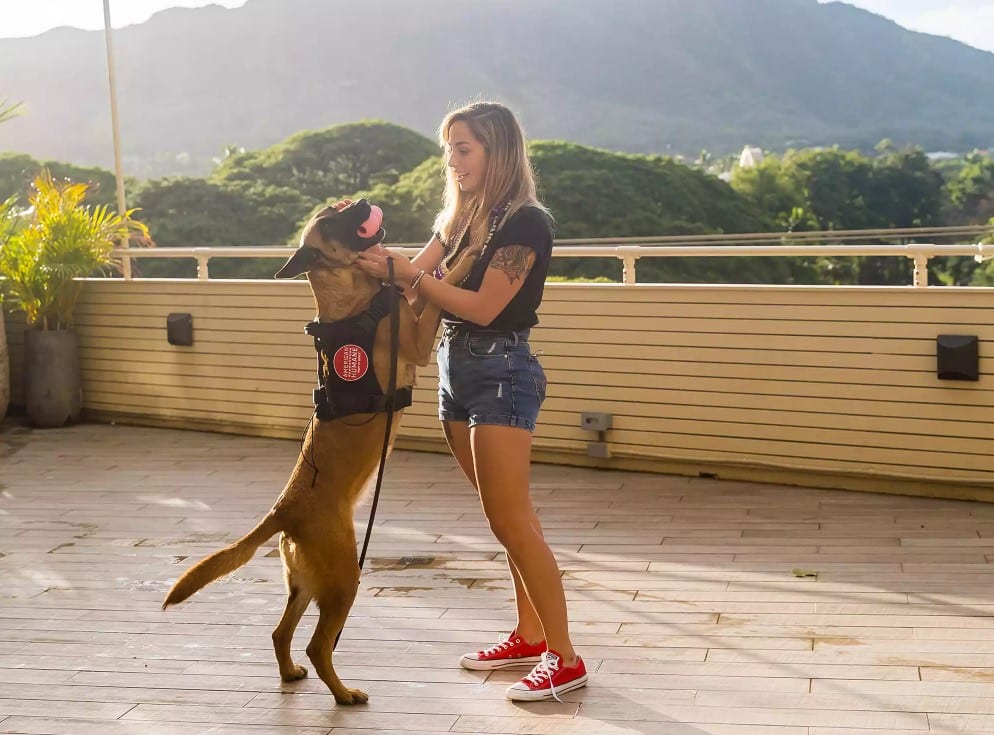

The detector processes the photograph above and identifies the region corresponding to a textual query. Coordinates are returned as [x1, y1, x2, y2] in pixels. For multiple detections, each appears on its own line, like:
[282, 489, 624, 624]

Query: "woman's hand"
[356, 245, 419, 287]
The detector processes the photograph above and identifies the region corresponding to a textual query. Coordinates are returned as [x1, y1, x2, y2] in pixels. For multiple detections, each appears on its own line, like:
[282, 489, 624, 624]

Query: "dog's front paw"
[335, 687, 369, 705]
[281, 665, 308, 682]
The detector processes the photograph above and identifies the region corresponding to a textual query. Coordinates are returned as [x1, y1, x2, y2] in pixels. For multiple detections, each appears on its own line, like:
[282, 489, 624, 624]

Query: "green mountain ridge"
[2, 0, 993, 177]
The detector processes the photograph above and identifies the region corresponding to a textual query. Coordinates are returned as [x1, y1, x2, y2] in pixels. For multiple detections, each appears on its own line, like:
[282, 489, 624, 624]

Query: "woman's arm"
[411, 235, 445, 273]
[357, 244, 536, 327]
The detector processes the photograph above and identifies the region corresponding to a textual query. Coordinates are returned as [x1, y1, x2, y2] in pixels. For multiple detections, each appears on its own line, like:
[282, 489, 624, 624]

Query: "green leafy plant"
[0, 194, 25, 302]
[0, 170, 148, 330]
[0, 97, 22, 125]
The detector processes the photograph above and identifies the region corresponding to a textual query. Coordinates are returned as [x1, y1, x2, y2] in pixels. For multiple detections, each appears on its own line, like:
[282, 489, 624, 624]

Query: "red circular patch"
[332, 344, 369, 382]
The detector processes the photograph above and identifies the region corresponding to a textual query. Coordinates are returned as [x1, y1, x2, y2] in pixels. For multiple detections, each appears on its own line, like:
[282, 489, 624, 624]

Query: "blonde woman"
[356, 102, 586, 701]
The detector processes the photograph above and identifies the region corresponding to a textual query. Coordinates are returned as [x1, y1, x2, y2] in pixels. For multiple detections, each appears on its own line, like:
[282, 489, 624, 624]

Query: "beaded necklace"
[434, 200, 510, 286]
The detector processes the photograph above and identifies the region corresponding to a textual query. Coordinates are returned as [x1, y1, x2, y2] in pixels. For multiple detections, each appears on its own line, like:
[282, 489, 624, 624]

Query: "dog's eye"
[318, 219, 341, 242]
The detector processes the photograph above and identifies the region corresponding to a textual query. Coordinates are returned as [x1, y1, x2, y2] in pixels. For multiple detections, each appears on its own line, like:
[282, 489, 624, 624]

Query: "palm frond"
[0, 169, 149, 329]
[0, 97, 23, 125]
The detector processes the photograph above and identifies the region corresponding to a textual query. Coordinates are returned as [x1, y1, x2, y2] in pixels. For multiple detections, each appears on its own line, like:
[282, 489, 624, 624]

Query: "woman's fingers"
[354, 259, 379, 278]
[356, 248, 384, 263]
[356, 247, 416, 283]
[355, 250, 388, 279]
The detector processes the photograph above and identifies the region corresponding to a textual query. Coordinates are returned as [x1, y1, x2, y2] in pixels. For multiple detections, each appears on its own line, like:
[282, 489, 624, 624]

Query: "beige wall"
[5, 279, 993, 500]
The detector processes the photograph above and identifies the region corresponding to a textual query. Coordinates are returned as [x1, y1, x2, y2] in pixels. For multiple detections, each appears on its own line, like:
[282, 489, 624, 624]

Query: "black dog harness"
[304, 285, 412, 421]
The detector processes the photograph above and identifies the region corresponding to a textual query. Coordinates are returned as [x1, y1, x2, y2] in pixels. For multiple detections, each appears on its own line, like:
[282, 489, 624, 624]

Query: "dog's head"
[275, 199, 385, 279]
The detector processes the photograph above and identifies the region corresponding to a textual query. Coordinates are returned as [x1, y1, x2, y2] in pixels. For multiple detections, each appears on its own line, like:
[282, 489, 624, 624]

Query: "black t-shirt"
[440, 204, 554, 332]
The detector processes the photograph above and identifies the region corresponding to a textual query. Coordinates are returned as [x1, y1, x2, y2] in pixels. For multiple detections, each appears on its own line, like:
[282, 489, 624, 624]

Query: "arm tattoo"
[489, 245, 536, 284]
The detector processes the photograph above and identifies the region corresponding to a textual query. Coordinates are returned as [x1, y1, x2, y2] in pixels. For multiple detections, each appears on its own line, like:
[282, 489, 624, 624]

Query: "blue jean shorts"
[437, 327, 548, 432]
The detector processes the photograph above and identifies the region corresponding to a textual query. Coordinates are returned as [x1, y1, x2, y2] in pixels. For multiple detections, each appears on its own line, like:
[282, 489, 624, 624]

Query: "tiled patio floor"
[2, 421, 994, 734]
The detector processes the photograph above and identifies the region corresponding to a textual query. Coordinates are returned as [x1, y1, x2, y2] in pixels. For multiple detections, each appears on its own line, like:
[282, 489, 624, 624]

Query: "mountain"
[2, 0, 993, 177]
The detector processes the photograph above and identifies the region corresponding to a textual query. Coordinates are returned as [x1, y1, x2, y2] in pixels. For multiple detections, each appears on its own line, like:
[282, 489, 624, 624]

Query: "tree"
[786, 148, 878, 231]
[946, 152, 994, 225]
[527, 141, 788, 283]
[212, 121, 438, 203]
[131, 178, 314, 278]
[0, 153, 122, 209]
[867, 148, 944, 229]
[733, 146, 947, 285]
[963, 218, 994, 285]
[731, 156, 815, 231]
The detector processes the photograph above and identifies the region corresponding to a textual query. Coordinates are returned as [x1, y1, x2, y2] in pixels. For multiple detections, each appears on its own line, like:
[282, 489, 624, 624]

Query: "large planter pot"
[0, 314, 8, 421]
[25, 328, 81, 428]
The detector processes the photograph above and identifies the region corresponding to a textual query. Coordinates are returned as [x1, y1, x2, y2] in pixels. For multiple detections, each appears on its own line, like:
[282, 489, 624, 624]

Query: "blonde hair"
[433, 101, 549, 251]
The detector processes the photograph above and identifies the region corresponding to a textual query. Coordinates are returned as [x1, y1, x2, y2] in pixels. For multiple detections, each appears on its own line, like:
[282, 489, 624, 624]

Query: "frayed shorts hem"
[439, 411, 537, 433]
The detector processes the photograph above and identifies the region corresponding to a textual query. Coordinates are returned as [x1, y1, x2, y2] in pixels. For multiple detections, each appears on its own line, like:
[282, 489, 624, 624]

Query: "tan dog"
[161, 200, 448, 704]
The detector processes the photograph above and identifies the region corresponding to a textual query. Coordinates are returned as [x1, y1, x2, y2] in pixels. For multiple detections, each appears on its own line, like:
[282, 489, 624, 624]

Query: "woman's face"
[445, 120, 488, 195]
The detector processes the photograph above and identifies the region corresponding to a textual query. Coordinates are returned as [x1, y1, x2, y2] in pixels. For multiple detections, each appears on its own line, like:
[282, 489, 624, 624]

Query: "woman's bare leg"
[442, 421, 544, 643]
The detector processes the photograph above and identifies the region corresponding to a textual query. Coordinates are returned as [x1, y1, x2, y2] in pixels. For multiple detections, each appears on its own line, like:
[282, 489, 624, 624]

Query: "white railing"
[112, 227, 993, 286]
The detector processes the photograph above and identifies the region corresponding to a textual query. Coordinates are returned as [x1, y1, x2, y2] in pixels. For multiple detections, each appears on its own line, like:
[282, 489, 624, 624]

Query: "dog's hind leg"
[272, 585, 312, 681]
[306, 590, 367, 705]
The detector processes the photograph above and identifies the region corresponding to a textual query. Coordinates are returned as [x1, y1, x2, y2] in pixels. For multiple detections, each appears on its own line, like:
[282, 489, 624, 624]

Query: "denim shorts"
[437, 327, 548, 432]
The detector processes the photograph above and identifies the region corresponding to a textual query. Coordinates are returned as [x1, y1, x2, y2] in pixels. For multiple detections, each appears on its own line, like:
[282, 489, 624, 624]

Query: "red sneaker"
[459, 632, 547, 671]
[505, 650, 588, 701]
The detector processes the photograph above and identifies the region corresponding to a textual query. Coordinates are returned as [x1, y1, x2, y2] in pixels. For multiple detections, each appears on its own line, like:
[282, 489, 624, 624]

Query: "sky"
[820, 0, 994, 54]
[1, 0, 992, 54]
[0, 0, 248, 38]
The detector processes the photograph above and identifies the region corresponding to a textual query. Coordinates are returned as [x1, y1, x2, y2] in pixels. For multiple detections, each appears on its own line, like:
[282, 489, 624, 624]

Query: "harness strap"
[335, 259, 399, 650]
[312, 387, 412, 421]
[359, 261, 398, 569]
[304, 287, 395, 342]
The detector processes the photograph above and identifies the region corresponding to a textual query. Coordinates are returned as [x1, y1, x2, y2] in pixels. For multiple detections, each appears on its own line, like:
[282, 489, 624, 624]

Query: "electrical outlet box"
[580, 411, 612, 432]
[937, 334, 979, 381]
[167, 313, 194, 346]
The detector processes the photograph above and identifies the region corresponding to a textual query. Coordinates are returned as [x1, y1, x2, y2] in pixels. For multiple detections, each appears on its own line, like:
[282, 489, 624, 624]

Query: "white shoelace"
[480, 633, 513, 657]
[522, 651, 563, 702]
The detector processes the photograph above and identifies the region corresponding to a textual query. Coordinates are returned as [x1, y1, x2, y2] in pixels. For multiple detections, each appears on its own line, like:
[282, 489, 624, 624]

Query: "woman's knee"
[486, 510, 539, 550]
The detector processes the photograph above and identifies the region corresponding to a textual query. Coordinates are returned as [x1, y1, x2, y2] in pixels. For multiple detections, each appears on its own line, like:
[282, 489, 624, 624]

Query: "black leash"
[335, 258, 399, 649]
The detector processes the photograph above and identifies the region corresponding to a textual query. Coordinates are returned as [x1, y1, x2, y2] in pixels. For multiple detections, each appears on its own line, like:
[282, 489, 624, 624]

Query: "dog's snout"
[345, 199, 371, 218]
[275, 246, 321, 279]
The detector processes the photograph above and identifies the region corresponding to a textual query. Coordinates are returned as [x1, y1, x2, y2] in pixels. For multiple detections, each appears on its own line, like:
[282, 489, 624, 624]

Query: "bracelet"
[410, 270, 426, 290]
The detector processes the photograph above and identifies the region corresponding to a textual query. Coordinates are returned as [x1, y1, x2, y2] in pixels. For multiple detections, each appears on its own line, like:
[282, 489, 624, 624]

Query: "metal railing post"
[912, 254, 930, 287]
[618, 246, 640, 285]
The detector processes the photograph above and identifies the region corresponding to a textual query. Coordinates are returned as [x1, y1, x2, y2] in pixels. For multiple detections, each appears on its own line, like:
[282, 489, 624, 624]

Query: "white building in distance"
[739, 146, 765, 168]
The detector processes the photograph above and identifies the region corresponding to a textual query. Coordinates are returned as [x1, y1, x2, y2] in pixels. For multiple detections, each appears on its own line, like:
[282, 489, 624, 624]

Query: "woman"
[355, 102, 586, 702]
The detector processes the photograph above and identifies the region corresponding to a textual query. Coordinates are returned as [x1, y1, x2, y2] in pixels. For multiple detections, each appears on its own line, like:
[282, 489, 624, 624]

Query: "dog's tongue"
[357, 205, 383, 238]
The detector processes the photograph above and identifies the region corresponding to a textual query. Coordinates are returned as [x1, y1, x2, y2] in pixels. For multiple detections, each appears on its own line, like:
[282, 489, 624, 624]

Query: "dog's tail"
[161, 513, 282, 609]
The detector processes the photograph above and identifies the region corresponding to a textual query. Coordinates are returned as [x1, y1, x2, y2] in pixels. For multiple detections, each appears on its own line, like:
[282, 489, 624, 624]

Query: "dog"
[161, 200, 452, 704]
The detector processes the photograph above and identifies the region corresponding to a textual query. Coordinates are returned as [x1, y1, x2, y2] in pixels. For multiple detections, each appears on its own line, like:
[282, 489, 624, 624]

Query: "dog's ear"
[274, 246, 321, 279]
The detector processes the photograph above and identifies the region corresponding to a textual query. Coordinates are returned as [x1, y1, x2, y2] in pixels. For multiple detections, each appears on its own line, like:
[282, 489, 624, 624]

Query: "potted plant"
[0, 170, 147, 427]
[0, 95, 23, 422]
[0, 195, 21, 422]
